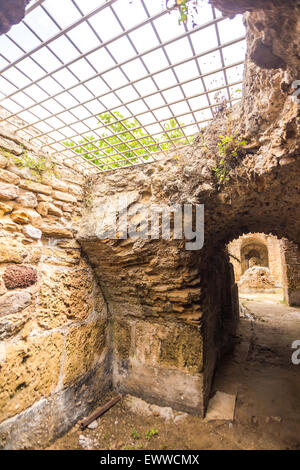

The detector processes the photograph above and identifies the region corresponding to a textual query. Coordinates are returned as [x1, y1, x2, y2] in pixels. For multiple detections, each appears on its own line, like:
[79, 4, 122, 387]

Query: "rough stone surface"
[0, 237, 27, 263]
[0, 291, 32, 317]
[0, 168, 20, 185]
[0, 333, 63, 423]
[0, 0, 300, 449]
[41, 224, 73, 239]
[3, 265, 38, 290]
[19, 180, 52, 195]
[63, 320, 107, 385]
[77, 0, 300, 417]
[0, 182, 19, 200]
[0, 155, 8, 168]
[238, 266, 277, 292]
[16, 191, 38, 208]
[0, 312, 30, 340]
[11, 210, 30, 224]
[0, 136, 23, 155]
[38, 267, 93, 329]
[0, 360, 111, 450]
[52, 190, 77, 203]
[22, 224, 42, 240]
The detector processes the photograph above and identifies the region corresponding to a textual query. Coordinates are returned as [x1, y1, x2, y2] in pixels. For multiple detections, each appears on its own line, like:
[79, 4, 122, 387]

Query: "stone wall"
[78, 0, 300, 419]
[0, 0, 299, 448]
[78, 176, 240, 417]
[281, 239, 300, 306]
[0, 134, 111, 449]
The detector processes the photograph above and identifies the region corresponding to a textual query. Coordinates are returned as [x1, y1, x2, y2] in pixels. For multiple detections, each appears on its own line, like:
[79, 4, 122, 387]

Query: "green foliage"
[63, 111, 191, 171]
[1, 147, 57, 182]
[218, 134, 247, 158]
[213, 134, 247, 186]
[130, 429, 140, 440]
[172, 0, 205, 27]
[177, 0, 188, 24]
[145, 428, 159, 440]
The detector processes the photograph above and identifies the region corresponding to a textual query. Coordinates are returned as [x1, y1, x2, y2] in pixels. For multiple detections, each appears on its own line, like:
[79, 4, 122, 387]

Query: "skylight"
[0, 0, 246, 174]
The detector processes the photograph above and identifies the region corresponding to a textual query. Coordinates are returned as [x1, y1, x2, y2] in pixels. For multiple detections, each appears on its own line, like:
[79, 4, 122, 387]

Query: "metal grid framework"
[0, 0, 246, 174]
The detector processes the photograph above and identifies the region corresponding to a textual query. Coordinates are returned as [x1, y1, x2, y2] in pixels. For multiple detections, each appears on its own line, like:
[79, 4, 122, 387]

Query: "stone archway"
[241, 240, 269, 273]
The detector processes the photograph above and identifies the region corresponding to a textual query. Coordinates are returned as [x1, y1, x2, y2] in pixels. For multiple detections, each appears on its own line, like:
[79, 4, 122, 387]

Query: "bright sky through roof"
[0, 0, 246, 173]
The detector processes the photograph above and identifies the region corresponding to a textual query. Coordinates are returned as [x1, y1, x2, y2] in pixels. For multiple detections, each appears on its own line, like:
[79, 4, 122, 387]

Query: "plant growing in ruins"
[145, 428, 159, 440]
[63, 111, 191, 171]
[166, 0, 206, 27]
[2, 147, 58, 182]
[130, 429, 140, 440]
[213, 134, 247, 186]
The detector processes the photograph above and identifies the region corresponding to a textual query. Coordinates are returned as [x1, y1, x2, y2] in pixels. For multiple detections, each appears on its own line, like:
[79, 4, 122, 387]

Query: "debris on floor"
[205, 391, 236, 422]
[125, 395, 188, 423]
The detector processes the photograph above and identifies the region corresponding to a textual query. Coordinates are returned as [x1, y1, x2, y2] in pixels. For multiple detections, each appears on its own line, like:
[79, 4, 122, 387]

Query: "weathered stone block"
[0, 333, 63, 423]
[63, 320, 107, 385]
[0, 311, 30, 340]
[0, 182, 19, 200]
[114, 319, 132, 360]
[0, 218, 21, 233]
[114, 360, 204, 416]
[11, 210, 30, 224]
[0, 201, 13, 215]
[0, 291, 32, 317]
[36, 202, 48, 216]
[41, 224, 73, 239]
[3, 265, 38, 290]
[52, 190, 77, 203]
[0, 358, 111, 450]
[19, 180, 52, 195]
[0, 168, 20, 185]
[38, 268, 93, 329]
[58, 167, 85, 185]
[16, 191, 38, 208]
[25, 245, 42, 264]
[42, 247, 80, 267]
[159, 323, 203, 374]
[0, 136, 22, 155]
[22, 224, 42, 240]
[0, 237, 27, 263]
[48, 203, 63, 217]
[0, 155, 8, 169]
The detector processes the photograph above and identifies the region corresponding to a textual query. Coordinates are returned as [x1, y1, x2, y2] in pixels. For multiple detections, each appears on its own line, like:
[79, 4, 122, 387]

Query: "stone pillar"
[281, 239, 300, 306]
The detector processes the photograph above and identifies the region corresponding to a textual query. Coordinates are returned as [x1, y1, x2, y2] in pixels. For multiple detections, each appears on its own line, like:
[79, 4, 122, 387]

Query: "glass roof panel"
[0, 0, 246, 175]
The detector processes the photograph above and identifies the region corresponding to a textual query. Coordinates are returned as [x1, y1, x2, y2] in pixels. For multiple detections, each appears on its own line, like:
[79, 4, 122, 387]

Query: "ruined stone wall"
[0, 0, 299, 447]
[78, 172, 240, 416]
[0, 133, 111, 449]
[78, 0, 300, 418]
[228, 233, 284, 285]
[281, 239, 300, 306]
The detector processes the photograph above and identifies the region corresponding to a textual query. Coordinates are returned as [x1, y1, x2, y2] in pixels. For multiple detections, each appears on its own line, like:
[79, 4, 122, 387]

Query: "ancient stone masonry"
[0, 0, 300, 450]
[78, 0, 300, 420]
[0, 133, 111, 450]
[281, 239, 300, 306]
